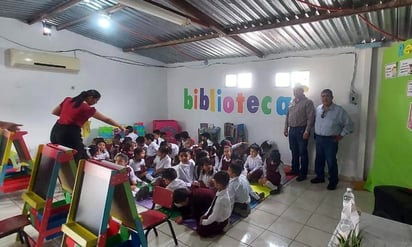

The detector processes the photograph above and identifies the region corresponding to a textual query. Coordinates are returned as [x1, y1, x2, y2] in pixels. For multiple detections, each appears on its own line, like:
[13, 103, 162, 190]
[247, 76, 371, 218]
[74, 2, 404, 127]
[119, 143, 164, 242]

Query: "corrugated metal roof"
[0, 0, 63, 21]
[0, 0, 411, 63]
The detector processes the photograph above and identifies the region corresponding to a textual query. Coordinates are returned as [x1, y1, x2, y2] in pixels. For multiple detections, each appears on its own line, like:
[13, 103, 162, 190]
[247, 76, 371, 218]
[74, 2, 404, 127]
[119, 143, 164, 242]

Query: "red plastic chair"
[140, 186, 178, 246]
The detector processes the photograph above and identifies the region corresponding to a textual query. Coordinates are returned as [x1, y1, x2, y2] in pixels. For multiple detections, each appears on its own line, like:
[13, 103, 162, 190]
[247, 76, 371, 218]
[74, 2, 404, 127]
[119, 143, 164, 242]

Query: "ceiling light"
[117, 0, 191, 26]
[42, 22, 52, 36]
[98, 14, 111, 28]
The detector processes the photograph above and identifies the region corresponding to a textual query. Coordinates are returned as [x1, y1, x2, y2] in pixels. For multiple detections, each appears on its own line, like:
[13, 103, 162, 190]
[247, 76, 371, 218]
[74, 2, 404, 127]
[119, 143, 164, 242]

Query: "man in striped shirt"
[284, 84, 315, 182]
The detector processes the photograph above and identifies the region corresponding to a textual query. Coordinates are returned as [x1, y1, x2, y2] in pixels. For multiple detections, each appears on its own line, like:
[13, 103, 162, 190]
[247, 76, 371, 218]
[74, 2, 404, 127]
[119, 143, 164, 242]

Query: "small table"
[330, 213, 412, 246]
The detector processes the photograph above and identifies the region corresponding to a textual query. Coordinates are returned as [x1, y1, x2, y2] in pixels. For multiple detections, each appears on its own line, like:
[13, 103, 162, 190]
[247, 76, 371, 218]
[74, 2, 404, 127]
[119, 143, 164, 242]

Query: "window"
[225, 73, 252, 88]
[237, 73, 252, 88]
[275, 72, 290, 87]
[225, 74, 237, 87]
[275, 71, 310, 88]
[291, 71, 310, 88]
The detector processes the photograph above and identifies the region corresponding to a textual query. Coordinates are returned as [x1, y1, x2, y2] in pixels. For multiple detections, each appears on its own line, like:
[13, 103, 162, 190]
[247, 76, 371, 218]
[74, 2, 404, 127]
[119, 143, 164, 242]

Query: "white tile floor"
[0, 176, 375, 247]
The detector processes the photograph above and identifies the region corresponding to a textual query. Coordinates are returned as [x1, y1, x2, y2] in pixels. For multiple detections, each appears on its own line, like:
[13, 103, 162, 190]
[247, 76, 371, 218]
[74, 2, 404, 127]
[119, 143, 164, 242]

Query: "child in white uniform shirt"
[163, 168, 187, 191]
[144, 133, 159, 167]
[114, 153, 141, 189]
[175, 148, 196, 186]
[197, 171, 231, 237]
[153, 145, 172, 177]
[129, 147, 154, 182]
[95, 139, 110, 161]
[244, 144, 263, 182]
[228, 160, 251, 217]
[194, 157, 216, 189]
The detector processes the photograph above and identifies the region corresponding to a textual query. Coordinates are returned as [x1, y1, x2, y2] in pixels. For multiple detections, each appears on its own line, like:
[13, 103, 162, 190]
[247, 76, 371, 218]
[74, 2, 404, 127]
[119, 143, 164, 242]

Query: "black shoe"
[258, 192, 265, 202]
[270, 188, 280, 195]
[327, 184, 337, 190]
[296, 176, 307, 182]
[310, 177, 325, 184]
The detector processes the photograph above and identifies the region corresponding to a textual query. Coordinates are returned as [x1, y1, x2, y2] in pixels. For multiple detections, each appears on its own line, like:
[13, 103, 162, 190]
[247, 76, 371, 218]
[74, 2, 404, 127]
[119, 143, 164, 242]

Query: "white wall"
[167, 48, 373, 179]
[0, 17, 168, 153]
[0, 16, 376, 179]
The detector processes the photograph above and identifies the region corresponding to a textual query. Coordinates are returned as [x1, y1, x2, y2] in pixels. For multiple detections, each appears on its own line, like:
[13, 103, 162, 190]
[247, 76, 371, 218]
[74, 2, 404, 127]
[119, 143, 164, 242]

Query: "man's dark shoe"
[296, 176, 307, 182]
[327, 184, 337, 190]
[310, 177, 325, 184]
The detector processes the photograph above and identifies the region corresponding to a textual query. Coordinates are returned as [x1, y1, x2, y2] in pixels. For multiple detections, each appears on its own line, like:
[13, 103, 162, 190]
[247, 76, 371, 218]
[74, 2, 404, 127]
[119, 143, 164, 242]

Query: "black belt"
[315, 134, 335, 138]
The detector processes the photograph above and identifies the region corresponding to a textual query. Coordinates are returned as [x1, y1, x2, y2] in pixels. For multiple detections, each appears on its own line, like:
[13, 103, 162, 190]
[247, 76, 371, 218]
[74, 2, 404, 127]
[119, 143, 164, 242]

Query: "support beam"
[228, 0, 412, 35]
[56, 4, 124, 31]
[123, 0, 411, 53]
[27, 0, 83, 25]
[169, 0, 264, 57]
[125, 0, 264, 57]
[123, 33, 221, 52]
[230, 36, 264, 58]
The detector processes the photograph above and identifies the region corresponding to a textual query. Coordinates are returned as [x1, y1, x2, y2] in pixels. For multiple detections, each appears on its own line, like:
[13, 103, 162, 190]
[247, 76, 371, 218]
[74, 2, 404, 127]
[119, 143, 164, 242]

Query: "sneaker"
[327, 184, 337, 190]
[310, 177, 325, 184]
[296, 176, 307, 182]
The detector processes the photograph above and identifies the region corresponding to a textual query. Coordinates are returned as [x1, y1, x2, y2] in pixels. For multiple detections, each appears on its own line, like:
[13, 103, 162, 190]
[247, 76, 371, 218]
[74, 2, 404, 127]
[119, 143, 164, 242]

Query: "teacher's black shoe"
[296, 176, 307, 182]
[310, 177, 325, 184]
[327, 184, 337, 190]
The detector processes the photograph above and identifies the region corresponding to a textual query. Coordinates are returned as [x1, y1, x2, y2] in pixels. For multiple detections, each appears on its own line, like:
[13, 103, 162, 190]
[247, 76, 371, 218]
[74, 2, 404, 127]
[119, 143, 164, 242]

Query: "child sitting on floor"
[114, 153, 141, 189]
[197, 171, 232, 237]
[153, 145, 172, 177]
[163, 168, 187, 191]
[129, 147, 154, 183]
[215, 145, 234, 172]
[244, 143, 263, 183]
[228, 160, 252, 217]
[175, 148, 196, 186]
[258, 149, 283, 194]
[95, 138, 110, 161]
[144, 133, 159, 167]
[173, 187, 215, 225]
[194, 157, 216, 189]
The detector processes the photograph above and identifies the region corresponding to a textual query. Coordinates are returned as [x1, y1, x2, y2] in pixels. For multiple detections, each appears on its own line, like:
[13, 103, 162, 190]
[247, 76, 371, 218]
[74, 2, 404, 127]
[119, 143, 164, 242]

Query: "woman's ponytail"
[71, 89, 101, 108]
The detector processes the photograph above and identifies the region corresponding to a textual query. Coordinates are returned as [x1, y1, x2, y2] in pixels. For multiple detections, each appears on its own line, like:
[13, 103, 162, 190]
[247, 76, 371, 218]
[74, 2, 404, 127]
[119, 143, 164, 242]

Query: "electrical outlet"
[350, 92, 359, 105]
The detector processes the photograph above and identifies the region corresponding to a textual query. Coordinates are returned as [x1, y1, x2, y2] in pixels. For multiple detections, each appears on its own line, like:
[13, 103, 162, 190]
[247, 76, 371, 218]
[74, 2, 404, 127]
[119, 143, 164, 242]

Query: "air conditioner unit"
[5, 48, 80, 73]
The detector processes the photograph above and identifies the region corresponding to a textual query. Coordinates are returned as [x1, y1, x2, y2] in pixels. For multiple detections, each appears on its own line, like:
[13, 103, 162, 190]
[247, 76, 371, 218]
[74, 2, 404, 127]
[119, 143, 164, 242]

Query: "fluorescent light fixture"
[275, 72, 290, 87]
[98, 14, 111, 28]
[237, 73, 252, 88]
[225, 74, 237, 87]
[118, 0, 191, 26]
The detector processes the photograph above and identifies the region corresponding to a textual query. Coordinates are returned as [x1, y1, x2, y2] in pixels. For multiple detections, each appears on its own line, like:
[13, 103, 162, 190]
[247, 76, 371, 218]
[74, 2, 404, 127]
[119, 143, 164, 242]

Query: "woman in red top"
[50, 90, 123, 163]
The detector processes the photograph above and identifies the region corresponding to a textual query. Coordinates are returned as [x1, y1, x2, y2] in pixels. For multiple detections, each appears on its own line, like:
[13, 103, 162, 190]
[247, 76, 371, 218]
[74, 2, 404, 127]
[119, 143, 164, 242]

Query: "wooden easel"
[61, 159, 147, 247]
[0, 128, 32, 192]
[21, 143, 77, 246]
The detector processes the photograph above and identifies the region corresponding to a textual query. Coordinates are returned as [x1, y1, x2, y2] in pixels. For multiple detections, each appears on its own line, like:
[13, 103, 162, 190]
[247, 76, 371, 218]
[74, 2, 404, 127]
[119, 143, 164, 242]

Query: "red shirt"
[57, 97, 96, 127]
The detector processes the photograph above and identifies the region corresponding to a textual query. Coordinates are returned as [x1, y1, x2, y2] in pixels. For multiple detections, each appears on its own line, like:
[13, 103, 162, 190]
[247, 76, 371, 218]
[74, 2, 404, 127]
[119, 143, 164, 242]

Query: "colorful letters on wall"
[183, 88, 291, 116]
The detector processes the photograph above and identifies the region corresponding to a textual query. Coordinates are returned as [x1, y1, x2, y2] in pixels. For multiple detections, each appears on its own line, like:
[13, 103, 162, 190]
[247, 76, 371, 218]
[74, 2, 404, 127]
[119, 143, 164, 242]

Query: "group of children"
[87, 128, 287, 237]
